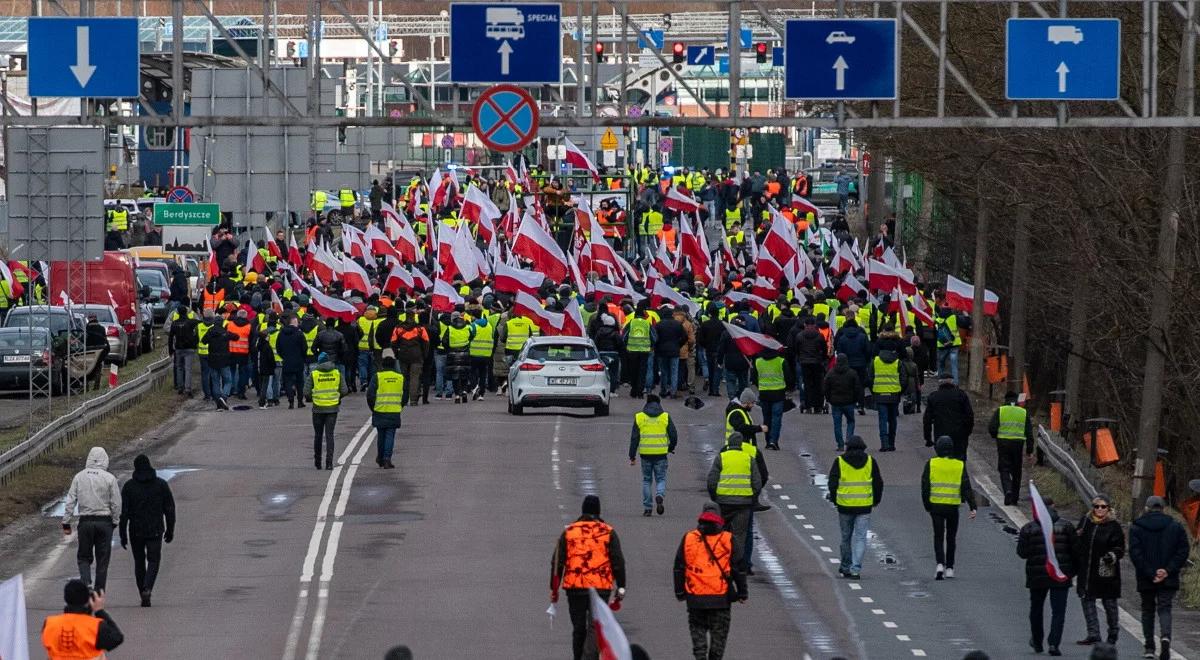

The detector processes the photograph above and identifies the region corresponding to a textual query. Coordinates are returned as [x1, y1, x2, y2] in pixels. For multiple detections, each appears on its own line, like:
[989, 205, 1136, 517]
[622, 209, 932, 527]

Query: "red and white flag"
[1029, 481, 1071, 583]
[438, 225, 483, 283]
[722, 321, 784, 356]
[287, 232, 303, 268]
[831, 240, 860, 276]
[513, 290, 565, 335]
[308, 287, 359, 323]
[589, 588, 632, 660]
[651, 237, 678, 277]
[911, 292, 936, 326]
[945, 274, 999, 316]
[790, 195, 824, 220]
[431, 278, 464, 312]
[364, 223, 401, 262]
[492, 261, 546, 296]
[410, 267, 433, 292]
[511, 211, 570, 282]
[762, 209, 800, 269]
[561, 297, 585, 337]
[663, 186, 702, 214]
[382, 263, 415, 295]
[243, 237, 266, 273]
[339, 224, 368, 260]
[309, 243, 341, 286]
[678, 214, 711, 284]
[725, 290, 772, 315]
[592, 279, 644, 305]
[563, 137, 601, 182]
[837, 273, 867, 303]
[340, 255, 375, 295]
[755, 250, 785, 285]
[866, 258, 916, 295]
[266, 236, 284, 261]
[650, 279, 700, 316]
[461, 184, 501, 244]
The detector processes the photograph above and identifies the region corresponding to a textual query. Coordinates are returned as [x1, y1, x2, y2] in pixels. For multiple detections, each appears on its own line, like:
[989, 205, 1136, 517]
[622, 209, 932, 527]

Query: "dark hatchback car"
[0, 327, 65, 394]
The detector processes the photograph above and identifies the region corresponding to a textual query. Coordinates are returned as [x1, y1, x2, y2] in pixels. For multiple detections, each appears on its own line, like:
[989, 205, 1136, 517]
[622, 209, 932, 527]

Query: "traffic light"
[389, 40, 399, 58]
[594, 41, 605, 62]
[755, 42, 768, 63]
[672, 42, 685, 64]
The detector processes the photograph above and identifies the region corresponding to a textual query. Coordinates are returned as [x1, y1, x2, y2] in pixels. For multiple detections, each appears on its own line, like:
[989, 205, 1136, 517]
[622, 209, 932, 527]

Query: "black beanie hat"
[64, 579, 90, 608]
[581, 495, 601, 516]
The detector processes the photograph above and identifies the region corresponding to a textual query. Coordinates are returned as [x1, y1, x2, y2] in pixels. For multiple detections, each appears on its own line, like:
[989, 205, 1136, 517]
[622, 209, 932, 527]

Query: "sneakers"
[944, 567, 955, 579]
[1160, 638, 1171, 660]
[297, 401, 306, 408]
[216, 397, 230, 410]
[1031, 638, 1045, 654]
[1143, 647, 1157, 659]
[642, 509, 652, 517]
[935, 563, 945, 580]
[258, 404, 268, 410]
[655, 495, 665, 515]
[1076, 638, 1100, 646]
[139, 589, 151, 607]
[1048, 647, 1062, 656]
[384, 460, 395, 469]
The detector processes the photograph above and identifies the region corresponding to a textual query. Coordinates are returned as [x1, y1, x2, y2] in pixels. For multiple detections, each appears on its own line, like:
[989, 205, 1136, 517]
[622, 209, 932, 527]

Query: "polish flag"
[831, 240, 860, 276]
[651, 237, 677, 277]
[561, 297, 585, 337]
[762, 210, 800, 269]
[837, 273, 867, 303]
[650, 279, 700, 316]
[567, 251, 588, 296]
[309, 243, 340, 286]
[588, 588, 633, 660]
[945, 274, 999, 316]
[563, 137, 601, 182]
[663, 186, 702, 214]
[511, 211, 570, 282]
[410, 267, 433, 292]
[383, 264, 415, 295]
[592, 279, 644, 305]
[790, 195, 824, 219]
[493, 261, 546, 296]
[269, 288, 284, 314]
[393, 218, 422, 265]
[1029, 481, 1070, 582]
[308, 287, 359, 323]
[615, 253, 643, 284]
[244, 237, 266, 273]
[363, 223, 400, 262]
[749, 276, 778, 303]
[678, 214, 711, 284]
[203, 240, 219, 280]
[722, 321, 784, 357]
[461, 185, 501, 244]
[341, 224, 370, 260]
[894, 289, 912, 333]
[726, 290, 772, 315]
[266, 236, 284, 261]
[755, 250, 785, 285]
[438, 225, 482, 284]
[513, 290, 565, 335]
[911, 292, 936, 326]
[340, 255, 375, 295]
[866, 259, 916, 295]
[431, 278, 464, 312]
[287, 232, 302, 268]
[815, 265, 832, 291]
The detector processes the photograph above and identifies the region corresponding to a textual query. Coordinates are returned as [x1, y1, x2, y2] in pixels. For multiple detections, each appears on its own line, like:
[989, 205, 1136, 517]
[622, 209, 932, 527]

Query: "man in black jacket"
[823, 354, 862, 450]
[654, 305, 687, 398]
[118, 455, 176, 607]
[169, 304, 200, 396]
[1016, 497, 1077, 655]
[696, 304, 726, 396]
[789, 318, 828, 413]
[922, 373, 975, 458]
[275, 316, 309, 408]
[1129, 496, 1191, 660]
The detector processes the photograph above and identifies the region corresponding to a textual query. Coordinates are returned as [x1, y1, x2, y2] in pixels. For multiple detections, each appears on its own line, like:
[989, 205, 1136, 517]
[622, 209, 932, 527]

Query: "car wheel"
[510, 401, 523, 415]
[594, 403, 609, 417]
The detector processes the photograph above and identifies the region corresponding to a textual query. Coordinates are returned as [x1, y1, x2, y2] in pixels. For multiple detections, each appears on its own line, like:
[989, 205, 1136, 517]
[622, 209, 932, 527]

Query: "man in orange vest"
[42, 579, 124, 660]
[550, 495, 627, 660]
[674, 502, 747, 660]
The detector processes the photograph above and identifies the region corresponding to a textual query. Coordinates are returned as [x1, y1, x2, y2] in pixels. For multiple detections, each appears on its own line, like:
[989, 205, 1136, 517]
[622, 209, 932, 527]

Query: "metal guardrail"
[0, 356, 172, 485]
[1037, 424, 1100, 504]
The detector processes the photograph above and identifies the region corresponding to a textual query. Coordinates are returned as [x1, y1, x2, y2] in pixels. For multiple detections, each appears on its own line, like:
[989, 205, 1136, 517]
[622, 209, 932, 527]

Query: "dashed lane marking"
[819, 546, 832, 553]
[912, 650, 927, 657]
[897, 635, 911, 641]
[848, 583, 862, 591]
[860, 597, 874, 603]
[871, 609, 885, 615]
[883, 621, 898, 629]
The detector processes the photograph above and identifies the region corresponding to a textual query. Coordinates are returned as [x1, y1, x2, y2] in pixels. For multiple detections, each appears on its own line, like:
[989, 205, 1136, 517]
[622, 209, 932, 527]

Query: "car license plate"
[3, 355, 30, 363]
[547, 377, 577, 386]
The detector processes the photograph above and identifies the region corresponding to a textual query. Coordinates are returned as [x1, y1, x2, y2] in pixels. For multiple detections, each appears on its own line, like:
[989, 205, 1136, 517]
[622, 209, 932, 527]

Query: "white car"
[825, 31, 856, 45]
[507, 336, 610, 417]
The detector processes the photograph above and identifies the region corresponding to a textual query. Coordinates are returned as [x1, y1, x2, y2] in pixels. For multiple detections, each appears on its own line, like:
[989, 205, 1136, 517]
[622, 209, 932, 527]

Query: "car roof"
[525, 336, 595, 346]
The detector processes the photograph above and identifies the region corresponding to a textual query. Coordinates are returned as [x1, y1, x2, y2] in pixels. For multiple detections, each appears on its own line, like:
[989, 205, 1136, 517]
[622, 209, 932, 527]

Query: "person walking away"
[440, 312, 475, 403]
[314, 318, 349, 384]
[823, 353, 862, 451]
[921, 436, 977, 580]
[304, 352, 348, 470]
[391, 314, 429, 407]
[827, 435, 883, 579]
[1129, 495, 1191, 660]
[367, 356, 406, 469]
[1073, 494, 1123, 647]
[550, 495, 627, 660]
[336, 317, 361, 392]
[697, 304, 725, 396]
[707, 432, 764, 573]
[468, 314, 495, 400]
[722, 389, 771, 574]
[833, 318, 870, 414]
[62, 447, 121, 592]
[196, 310, 222, 401]
[590, 312, 624, 394]
[791, 318, 828, 413]
[751, 348, 789, 450]
[629, 394, 678, 516]
[654, 306, 686, 398]
[254, 318, 278, 409]
[357, 306, 383, 393]
[674, 502, 747, 660]
[226, 309, 253, 399]
[674, 307, 697, 394]
[275, 315, 309, 409]
[623, 308, 656, 398]
[118, 454, 176, 607]
[168, 303, 200, 396]
[935, 305, 963, 384]
[42, 580, 123, 660]
[717, 318, 750, 399]
[867, 346, 908, 451]
[1016, 496, 1077, 656]
[987, 391, 1034, 504]
[199, 311, 237, 410]
[922, 372, 975, 457]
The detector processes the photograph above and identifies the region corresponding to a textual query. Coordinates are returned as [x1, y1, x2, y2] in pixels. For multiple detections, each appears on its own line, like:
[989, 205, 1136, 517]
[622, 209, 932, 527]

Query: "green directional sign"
[155, 203, 220, 226]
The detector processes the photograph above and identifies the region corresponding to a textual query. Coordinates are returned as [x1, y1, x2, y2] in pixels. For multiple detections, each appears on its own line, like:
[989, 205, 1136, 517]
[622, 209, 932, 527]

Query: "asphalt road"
[7, 385, 1192, 659]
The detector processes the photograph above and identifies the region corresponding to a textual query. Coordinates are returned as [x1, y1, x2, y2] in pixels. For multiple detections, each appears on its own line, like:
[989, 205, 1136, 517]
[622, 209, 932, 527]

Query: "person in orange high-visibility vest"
[550, 495, 627, 660]
[42, 580, 124, 660]
[674, 502, 748, 660]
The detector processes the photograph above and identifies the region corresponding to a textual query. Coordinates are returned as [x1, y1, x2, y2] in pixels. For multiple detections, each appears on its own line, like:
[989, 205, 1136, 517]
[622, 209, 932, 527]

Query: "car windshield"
[137, 270, 168, 288]
[5, 312, 71, 334]
[0, 331, 49, 349]
[77, 306, 117, 323]
[527, 343, 598, 362]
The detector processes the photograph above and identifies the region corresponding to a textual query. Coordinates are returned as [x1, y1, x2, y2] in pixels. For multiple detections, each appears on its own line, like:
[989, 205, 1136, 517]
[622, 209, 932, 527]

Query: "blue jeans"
[793, 363, 805, 402]
[357, 352, 375, 389]
[839, 512, 870, 574]
[173, 349, 195, 392]
[697, 347, 708, 380]
[199, 356, 212, 398]
[271, 366, 282, 401]
[640, 457, 667, 509]
[762, 399, 784, 446]
[434, 353, 451, 396]
[599, 351, 620, 392]
[831, 404, 856, 449]
[724, 369, 748, 400]
[656, 355, 678, 395]
[234, 360, 251, 395]
[206, 365, 231, 399]
[876, 402, 899, 449]
[937, 346, 959, 383]
[376, 426, 397, 462]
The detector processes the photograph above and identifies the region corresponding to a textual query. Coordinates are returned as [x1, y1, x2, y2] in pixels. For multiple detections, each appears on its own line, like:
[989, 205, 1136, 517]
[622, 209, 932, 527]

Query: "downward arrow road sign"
[69, 25, 96, 87]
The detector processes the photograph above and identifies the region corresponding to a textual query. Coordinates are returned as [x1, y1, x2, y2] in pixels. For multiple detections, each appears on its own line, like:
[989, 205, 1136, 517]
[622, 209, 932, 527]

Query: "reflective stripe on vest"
[303, 326, 319, 353]
[339, 189, 355, 206]
[626, 318, 651, 353]
[357, 317, 380, 350]
[373, 371, 405, 413]
[266, 328, 280, 361]
[196, 321, 215, 356]
[202, 289, 224, 314]
[928, 457, 964, 505]
[505, 317, 534, 351]
[228, 322, 251, 354]
[561, 520, 614, 589]
[311, 370, 341, 407]
[42, 612, 103, 660]
[835, 456, 874, 507]
[715, 448, 753, 497]
[443, 325, 471, 350]
[635, 411, 670, 455]
[469, 321, 495, 357]
[997, 405, 1027, 440]
[683, 529, 733, 596]
[871, 357, 900, 394]
[755, 356, 785, 391]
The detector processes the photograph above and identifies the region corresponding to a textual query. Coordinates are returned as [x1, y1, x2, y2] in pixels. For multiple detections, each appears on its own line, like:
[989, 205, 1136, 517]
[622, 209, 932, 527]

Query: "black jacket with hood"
[275, 324, 309, 372]
[920, 436, 977, 514]
[827, 436, 884, 514]
[1017, 507, 1077, 589]
[1128, 510, 1191, 591]
[1074, 514, 1124, 599]
[628, 399, 679, 461]
[118, 455, 176, 543]
[823, 361, 862, 406]
[923, 382, 976, 442]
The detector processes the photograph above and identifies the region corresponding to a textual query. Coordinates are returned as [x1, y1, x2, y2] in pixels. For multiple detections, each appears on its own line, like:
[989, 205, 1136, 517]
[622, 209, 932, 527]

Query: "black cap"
[581, 495, 601, 516]
[64, 579, 90, 608]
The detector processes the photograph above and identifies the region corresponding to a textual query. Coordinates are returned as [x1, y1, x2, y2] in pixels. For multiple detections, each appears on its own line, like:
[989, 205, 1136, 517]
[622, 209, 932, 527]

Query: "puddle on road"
[44, 467, 201, 517]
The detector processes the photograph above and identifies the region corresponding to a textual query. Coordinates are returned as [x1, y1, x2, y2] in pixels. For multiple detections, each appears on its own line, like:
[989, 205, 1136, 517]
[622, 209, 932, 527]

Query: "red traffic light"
[595, 42, 605, 55]
[672, 42, 685, 63]
[755, 42, 768, 63]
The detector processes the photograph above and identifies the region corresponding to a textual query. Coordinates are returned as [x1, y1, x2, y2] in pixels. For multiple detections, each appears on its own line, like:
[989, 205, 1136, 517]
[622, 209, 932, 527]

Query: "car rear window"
[528, 343, 598, 362]
[78, 307, 117, 323]
[0, 332, 48, 349]
[5, 313, 69, 334]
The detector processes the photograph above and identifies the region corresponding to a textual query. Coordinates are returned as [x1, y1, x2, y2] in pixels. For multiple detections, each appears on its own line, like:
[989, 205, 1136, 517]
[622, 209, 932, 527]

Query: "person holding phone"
[42, 579, 124, 659]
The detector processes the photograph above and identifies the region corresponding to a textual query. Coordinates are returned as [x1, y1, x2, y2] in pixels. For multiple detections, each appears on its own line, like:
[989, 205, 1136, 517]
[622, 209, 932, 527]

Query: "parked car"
[0, 327, 66, 394]
[0, 307, 101, 394]
[136, 268, 171, 323]
[507, 336, 610, 417]
[74, 304, 129, 366]
[49, 252, 143, 361]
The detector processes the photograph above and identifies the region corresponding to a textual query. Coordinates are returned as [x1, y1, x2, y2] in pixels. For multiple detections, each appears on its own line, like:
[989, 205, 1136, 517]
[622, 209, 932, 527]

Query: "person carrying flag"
[550, 495, 627, 660]
[1016, 494, 1078, 656]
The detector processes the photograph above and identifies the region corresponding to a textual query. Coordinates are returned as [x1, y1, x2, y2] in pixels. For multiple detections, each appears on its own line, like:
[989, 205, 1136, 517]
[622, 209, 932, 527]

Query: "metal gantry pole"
[576, 1, 584, 118]
[936, 0, 947, 118]
[172, 0, 183, 125]
[589, 1, 598, 119]
[729, 0, 741, 122]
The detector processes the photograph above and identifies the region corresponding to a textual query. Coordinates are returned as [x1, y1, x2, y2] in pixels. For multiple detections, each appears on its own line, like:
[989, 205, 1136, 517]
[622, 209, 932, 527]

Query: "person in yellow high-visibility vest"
[468, 315, 495, 399]
[827, 435, 883, 579]
[921, 436, 977, 580]
[987, 390, 1035, 505]
[707, 431, 763, 573]
[304, 351, 349, 470]
[367, 356, 406, 469]
[867, 348, 908, 452]
[629, 394, 678, 517]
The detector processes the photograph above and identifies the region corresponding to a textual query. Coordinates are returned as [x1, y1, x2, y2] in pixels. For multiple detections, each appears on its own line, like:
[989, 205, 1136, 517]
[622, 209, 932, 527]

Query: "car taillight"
[39, 350, 50, 365]
[581, 363, 606, 372]
[518, 362, 544, 371]
[106, 326, 119, 337]
[159, 291, 169, 301]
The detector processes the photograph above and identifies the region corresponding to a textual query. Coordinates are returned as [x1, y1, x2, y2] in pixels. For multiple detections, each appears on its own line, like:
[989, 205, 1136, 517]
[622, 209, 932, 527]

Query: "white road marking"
[786, 504, 798, 509]
[819, 546, 832, 553]
[912, 650, 926, 657]
[860, 596, 874, 603]
[828, 557, 840, 563]
[778, 494, 790, 500]
[811, 535, 824, 541]
[803, 524, 815, 529]
[848, 583, 862, 591]
[897, 634, 911, 641]
[883, 621, 898, 628]
[771, 484, 782, 489]
[871, 608, 885, 615]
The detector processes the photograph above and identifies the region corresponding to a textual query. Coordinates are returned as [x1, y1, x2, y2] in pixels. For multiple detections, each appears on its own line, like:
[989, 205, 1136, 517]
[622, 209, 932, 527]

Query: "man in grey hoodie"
[63, 447, 122, 592]
[628, 394, 679, 517]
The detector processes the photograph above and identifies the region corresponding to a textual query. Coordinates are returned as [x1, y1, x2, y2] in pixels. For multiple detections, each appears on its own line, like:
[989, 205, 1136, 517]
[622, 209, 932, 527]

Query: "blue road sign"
[449, 3, 562, 84]
[772, 47, 785, 67]
[1006, 18, 1121, 100]
[785, 18, 897, 100]
[638, 29, 664, 50]
[717, 55, 729, 75]
[472, 85, 539, 152]
[28, 18, 139, 98]
[731, 27, 752, 50]
[687, 45, 715, 66]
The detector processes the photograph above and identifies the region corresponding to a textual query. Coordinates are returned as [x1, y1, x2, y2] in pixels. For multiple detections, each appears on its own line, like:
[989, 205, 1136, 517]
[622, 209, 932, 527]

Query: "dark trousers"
[566, 588, 610, 660]
[130, 536, 163, 593]
[399, 361, 424, 401]
[1080, 595, 1120, 643]
[719, 505, 752, 572]
[76, 518, 114, 591]
[470, 357, 491, 392]
[802, 363, 825, 410]
[929, 508, 960, 567]
[704, 350, 722, 395]
[312, 412, 337, 462]
[951, 432, 970, 461]
[282, 369, 304, 403]
[996, 441, 1024, 504]
[1029, 586, 1070, 648]
[628, 352, 650, 396]
[688, 608, 733, 660]
[1139, 587, 1176, 643]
